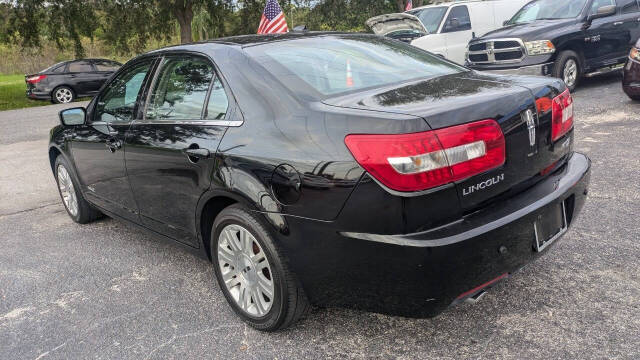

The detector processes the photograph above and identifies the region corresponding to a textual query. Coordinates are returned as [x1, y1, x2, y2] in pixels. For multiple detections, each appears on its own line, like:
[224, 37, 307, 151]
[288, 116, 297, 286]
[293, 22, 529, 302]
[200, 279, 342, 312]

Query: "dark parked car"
[623, 39, 640, 99]
[48, 33, 590, 331]
[26, 59, 122, 104]
[466, 0, 640, 91]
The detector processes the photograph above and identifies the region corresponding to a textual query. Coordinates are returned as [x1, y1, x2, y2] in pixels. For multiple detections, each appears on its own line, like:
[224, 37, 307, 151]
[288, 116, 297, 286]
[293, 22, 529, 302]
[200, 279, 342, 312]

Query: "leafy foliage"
[1, 0, 434, 58]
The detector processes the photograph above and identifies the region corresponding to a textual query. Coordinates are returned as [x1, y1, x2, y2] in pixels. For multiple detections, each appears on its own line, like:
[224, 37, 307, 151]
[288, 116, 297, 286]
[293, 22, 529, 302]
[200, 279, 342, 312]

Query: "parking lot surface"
[1, 74, 639, 359]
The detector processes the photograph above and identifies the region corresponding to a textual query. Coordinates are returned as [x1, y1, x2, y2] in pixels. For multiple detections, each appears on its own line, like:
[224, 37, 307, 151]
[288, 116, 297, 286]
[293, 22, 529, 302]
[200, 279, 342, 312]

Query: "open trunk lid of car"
[366, 13, 428, 38]
[326, 71, 573, 211]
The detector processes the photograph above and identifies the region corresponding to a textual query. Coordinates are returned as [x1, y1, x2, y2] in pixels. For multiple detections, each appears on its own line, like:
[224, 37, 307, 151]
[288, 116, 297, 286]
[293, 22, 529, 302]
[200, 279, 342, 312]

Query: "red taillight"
[344, 119, 506, 192]
[26, 75, 47, 84]
[551, 89, 574, 142]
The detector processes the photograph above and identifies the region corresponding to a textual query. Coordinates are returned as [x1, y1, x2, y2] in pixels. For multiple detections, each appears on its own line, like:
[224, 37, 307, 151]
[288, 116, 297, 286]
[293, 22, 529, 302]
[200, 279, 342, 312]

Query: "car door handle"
[183, 148, 210, 159]
[614, 21, 624, 26]
[105, 138, 122, 151]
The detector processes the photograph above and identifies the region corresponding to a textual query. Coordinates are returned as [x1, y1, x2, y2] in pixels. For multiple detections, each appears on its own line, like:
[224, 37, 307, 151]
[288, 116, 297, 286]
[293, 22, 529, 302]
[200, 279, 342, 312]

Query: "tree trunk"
[173, 1, 194, 44]
[396, 0, 405, 12]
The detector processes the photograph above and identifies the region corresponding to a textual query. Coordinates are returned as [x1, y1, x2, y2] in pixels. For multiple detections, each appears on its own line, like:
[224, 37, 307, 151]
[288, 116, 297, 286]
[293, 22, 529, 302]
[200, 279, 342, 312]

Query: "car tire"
[626, 93, 640, 101]
[52, 86, 75, 104]
[54, 156, 102, 224]
[553, 51, 581, 92]
[211, 204, 310, 331]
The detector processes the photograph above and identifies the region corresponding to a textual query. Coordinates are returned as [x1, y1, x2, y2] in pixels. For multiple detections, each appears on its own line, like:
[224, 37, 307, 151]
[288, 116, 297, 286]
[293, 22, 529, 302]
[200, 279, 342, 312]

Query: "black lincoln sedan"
[49, 33, 590, 331]
[26, 59, 121, 104]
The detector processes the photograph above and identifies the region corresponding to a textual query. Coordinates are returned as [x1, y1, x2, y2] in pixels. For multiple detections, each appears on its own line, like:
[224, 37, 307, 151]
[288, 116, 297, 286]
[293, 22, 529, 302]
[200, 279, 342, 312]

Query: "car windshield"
[408, 7, 447, 33]
[508, 0, 588, 24]
[245, 35, 464, 98]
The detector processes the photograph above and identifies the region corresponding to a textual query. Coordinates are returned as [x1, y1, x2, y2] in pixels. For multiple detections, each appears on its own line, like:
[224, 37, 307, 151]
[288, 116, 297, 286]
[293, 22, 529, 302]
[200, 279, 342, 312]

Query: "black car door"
[66, 60, 100, 96]
[583, 0, 628, 69]
[125, 54, 231, 247]
[69, 58, 157, 222]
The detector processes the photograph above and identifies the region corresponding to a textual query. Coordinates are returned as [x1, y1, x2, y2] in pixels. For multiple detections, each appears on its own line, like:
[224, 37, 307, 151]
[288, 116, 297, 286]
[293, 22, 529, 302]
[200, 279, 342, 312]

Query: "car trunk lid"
[366, 13, 429, 37]
[326, 71, 572, 211]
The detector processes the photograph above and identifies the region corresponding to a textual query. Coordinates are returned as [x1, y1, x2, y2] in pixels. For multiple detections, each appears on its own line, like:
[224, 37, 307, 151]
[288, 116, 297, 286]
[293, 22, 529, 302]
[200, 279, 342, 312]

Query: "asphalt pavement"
[0, 74, 639, 359]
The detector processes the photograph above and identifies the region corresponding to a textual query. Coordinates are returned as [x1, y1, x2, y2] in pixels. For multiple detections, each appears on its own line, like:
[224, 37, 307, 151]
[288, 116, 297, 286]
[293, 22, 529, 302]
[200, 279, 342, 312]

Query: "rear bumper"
[26, 89, 51, 101]
[278, 152, 590, 317]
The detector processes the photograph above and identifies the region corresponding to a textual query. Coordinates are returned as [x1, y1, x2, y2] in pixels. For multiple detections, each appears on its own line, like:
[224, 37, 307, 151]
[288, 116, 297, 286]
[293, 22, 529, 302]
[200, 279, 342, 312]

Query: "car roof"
[150, 31, 357, 52]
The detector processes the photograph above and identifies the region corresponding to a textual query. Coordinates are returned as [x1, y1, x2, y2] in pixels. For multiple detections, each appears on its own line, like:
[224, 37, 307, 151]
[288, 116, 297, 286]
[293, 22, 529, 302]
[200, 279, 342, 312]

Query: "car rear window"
[245, 35, 464, 98]
[41, 62, 67, 73]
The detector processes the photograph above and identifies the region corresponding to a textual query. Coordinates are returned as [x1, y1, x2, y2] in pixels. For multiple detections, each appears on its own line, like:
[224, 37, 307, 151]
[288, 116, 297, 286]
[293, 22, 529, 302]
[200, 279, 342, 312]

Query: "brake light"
[26, 75, 47, 84]
[551, 89, 574, 142]
[344, 119, 505, 192]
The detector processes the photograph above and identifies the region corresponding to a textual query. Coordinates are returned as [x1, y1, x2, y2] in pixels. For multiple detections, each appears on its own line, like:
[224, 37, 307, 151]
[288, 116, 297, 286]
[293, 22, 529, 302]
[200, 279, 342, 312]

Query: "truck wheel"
[553, 51, 581, 91]
[211, 204, 310, 331]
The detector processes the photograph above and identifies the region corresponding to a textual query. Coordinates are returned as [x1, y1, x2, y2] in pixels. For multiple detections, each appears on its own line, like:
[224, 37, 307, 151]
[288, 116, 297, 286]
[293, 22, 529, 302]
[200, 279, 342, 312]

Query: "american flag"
[405, 0, 413, 11]
[257, 0, 289, 34]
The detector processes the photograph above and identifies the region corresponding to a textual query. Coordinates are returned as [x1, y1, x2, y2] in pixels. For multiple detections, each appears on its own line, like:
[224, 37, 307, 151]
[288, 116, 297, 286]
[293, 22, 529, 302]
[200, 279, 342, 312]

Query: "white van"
[367, 0, 531, 64]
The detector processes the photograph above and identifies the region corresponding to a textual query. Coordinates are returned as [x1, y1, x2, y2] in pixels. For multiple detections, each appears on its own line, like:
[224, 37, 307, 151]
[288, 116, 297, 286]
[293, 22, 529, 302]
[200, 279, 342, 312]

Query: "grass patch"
[0, 74, 51, 111]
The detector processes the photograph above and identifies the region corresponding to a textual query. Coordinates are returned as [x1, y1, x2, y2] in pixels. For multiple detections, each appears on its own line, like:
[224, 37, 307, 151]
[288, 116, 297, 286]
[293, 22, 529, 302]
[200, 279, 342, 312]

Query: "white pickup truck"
[367, 0, 530, 64]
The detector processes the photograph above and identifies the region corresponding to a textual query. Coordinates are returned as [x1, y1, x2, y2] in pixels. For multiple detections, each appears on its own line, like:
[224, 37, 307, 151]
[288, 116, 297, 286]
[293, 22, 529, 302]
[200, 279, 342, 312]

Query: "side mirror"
[588, 5, 617, 22]
[59, 107, 86, 126]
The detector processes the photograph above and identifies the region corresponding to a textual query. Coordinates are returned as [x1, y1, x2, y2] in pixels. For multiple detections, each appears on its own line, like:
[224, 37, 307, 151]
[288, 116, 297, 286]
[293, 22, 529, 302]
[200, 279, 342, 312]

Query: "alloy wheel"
[563, 59, 578, 89]
[217, 224, 275, 317]
[57, 165, 78, 216]
[55, 88, 73, 103]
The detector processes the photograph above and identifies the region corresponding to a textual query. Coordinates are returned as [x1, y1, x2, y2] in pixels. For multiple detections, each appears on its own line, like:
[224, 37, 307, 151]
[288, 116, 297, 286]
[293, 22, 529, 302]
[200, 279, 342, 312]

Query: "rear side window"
[619, 0, 640, 13]
[206, 77, 229, 120]
[442, 6, 471, 33]
[146, 57, 215, 120]
[95, 61, 121, 72]
[68, 61, 94, 73]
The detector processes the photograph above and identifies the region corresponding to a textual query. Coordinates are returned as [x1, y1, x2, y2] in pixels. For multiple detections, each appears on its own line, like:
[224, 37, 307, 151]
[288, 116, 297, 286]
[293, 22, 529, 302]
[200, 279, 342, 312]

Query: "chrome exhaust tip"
[464, 289, 487, 304]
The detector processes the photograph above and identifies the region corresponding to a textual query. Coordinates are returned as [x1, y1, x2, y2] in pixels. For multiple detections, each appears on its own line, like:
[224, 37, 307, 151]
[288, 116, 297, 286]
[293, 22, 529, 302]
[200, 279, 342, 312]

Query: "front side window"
[408, 6, 447, 33]
[68, 61, 94, 73]
[619, 0, 639, 13]
[442, 6, 471, 33]
[146, 57, 215, 120]
[509, 0, 588, 24]
[95, 60, 153, 123]
[246, 35, 463, 97]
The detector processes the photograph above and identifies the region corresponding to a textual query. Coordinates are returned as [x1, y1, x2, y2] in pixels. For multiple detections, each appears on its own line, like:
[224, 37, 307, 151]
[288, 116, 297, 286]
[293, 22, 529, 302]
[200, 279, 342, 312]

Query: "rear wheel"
[211, 205, 310, 331]
[52, 86, 75, 104]
[54, 156, 102, 223]
[553, 51, 581, 91]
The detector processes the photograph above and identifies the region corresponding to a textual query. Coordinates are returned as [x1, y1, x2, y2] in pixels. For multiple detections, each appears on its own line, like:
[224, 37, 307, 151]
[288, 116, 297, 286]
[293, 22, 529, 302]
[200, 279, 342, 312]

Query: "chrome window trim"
[132, 119, 243, 127]
[466, 38, 526, 65]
